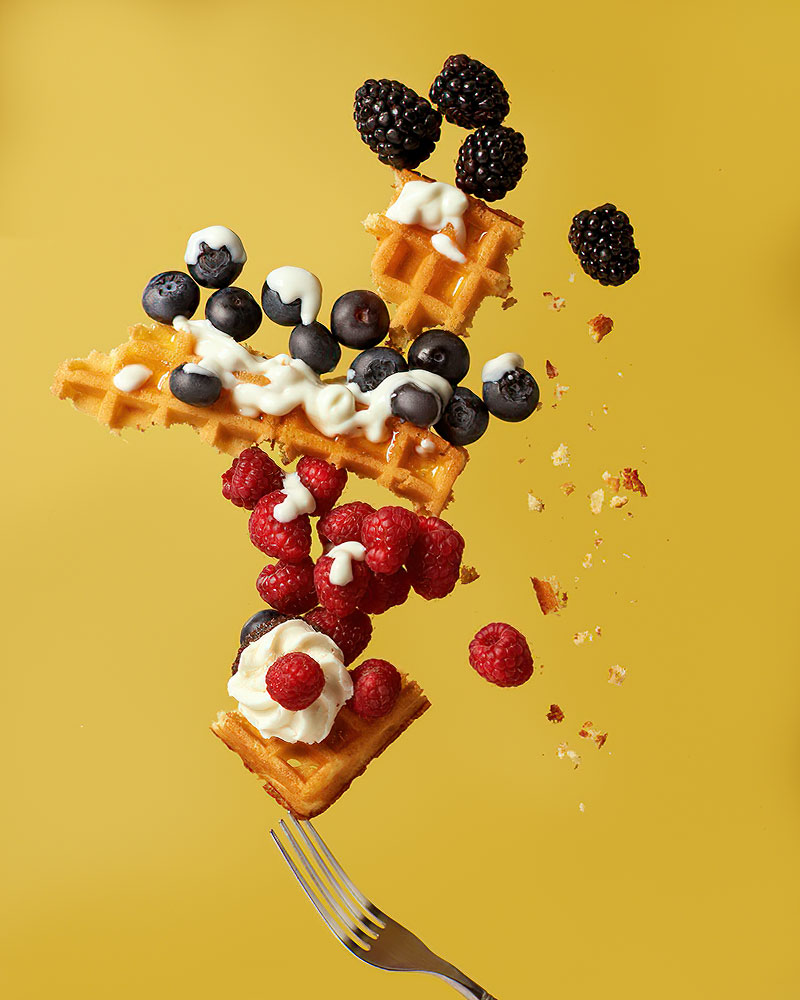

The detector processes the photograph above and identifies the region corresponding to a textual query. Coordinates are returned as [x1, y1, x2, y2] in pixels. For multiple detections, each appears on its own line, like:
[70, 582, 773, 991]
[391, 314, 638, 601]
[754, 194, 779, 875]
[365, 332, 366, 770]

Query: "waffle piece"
[51, 322, 467, 516]
[212, 674, 430, 818]
[364, 169, 524, 349]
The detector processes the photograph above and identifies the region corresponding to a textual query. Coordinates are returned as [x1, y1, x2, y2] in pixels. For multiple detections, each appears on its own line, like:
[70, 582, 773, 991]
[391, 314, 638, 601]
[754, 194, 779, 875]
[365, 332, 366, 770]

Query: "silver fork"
[271, 817, 498, 999]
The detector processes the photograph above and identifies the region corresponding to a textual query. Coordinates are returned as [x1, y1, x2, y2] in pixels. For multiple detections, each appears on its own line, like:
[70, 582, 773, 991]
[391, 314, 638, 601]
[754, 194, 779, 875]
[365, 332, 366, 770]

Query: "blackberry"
[455, 125, 527, 202]
[568, 204, 640, 286]
[429, 54, 509, 129]
[354, 79, 441, 170]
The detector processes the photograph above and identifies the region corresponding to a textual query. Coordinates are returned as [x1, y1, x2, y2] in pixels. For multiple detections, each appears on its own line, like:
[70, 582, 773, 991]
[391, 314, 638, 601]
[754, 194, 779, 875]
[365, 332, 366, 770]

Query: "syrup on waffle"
[364, 169, 524, 349]
[51, 322, 467, 516]
[212, 674, 430, 818]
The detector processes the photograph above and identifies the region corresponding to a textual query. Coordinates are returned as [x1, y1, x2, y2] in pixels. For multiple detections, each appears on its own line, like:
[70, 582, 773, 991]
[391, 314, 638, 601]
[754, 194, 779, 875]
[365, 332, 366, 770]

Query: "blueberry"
[205, 287, 262, 342]
[434, 386, 489, 445]
[188, 243, 244, 288]
[483, 367, 540, 421]
[390, 382, 443, 426]
[262, 283, 303, 326]
[330, 290, 390, 349]
[240, 609, 284, 646]
[348, 347, 408, 392]
[142, 271, 200, 324]
[408, 330, 470, 385]
[289, 322, 342, 375]
[169, 364, 222, 407]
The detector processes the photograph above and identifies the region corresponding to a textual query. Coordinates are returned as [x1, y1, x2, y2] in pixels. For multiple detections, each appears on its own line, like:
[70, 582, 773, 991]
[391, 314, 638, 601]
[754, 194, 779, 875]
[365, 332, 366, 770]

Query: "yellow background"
[3, 0, 799, 996]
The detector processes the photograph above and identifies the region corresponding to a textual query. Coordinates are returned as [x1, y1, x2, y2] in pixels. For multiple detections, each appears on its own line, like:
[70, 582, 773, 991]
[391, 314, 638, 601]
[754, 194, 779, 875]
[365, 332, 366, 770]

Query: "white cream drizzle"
[113, 364, 152, 392]
[326, 541, 366, 586]
[482, 352, 525, 384]
[184, 226, 246, 265]
[172, 317, 452, 444]
[431, 233, 467, 264]
[387, 180, 469, 263]
[415, 437, 437, 456]
[273, 472, 316, 524]
[266, 266, 322, 326]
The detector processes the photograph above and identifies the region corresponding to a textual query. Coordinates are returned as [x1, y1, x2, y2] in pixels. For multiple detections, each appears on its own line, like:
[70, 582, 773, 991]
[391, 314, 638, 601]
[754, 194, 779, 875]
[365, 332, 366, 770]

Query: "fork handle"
[429, 970, 497, 999]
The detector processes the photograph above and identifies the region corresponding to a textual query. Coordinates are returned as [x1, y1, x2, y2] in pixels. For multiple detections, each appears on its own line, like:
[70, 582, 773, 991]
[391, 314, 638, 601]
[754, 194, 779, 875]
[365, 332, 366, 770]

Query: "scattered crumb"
[547, 704, 565, 723]
[545, 360, 559, 379]
[568, 272, 576, 283]
[622, 552, 631, 559]
[573, 626, 602, 645]
[551, 443, 571, 467]
[581, 553, 593, 569]
[587, 422, 595, 432]
[554, 383, 570, 401]
[602, 471, 621, 492]
[589, 488, 604, 514]
[527, 493, 545, 513]
[459, 565, 480, 585]
[578, 802, 585, 813]
[594, 536, 604, 547]
[560, 481, 576, 496]
[578, 722, 608, 749]
[557, 742, 581, 768]
[608, 665, 627, 686]
[531, 576, 568, 615]
[501, 296, 518, 311]
[610, 495, 629, 509]
[621, 467, 648, 497]
[588, 314, 614, 343]
[517, 458, 526, 464]
[543, 291, 567, 311]
[601, 403, 609, 415]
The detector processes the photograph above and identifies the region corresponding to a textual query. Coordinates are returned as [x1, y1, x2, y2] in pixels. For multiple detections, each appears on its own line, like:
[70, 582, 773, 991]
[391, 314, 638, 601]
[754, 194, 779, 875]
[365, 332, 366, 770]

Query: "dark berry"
[568, 204, 640, 286]
[434, 386, 489, 445]
[348, 346, 408, 392]
[390, 382, 443, 427]
[483, 366, 539, 422]
[408, 330, 470, 385]
[289, 322, 341, 375]
[231, 614, 289, 675]
[185, 227, 246, 288]
[239, 609, 285, 646]
[354, 78, 441, 170]
[168, 363, 222, 407]
[330, 290, 390, 349]
[455, 125, 527, 202]
[261, 283, 302, 326]
[429, 54, 509, 129]
[142, 271, 200, 324]
[205, 287, 262, 341]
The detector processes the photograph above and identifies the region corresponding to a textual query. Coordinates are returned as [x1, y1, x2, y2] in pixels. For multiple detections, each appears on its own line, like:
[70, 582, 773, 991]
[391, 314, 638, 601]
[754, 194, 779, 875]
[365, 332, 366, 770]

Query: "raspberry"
[469, 622, 533, 687]
[266, 652, 325, 710]
[296, 457, 348, 518]
[249, 491, 312, 563]
[304, 608, 372, 666]
[256, 558, 317, 615]
[314, 553, 370, 617]
[348, 659, 402, 719]
[360, 506, 420, 574]
[358, 567, 411, 615]
[406, 516, 464, 600]
[318, 501, 376, 545]
[221, 446, 283, 509]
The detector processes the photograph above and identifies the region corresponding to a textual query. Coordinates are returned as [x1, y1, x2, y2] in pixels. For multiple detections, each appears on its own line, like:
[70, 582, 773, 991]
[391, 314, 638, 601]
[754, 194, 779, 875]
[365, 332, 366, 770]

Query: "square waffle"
[51, 323, 467, 516]
[211, 674, 430, 818]
[364, 169, 524, 349]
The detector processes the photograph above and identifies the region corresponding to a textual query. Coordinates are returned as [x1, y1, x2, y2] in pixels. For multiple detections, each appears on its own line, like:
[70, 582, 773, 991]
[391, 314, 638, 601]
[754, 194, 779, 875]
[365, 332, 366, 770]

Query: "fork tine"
[288, 817, 383, 935]
[303, 820, 385, 920]
[278, 821, 372, 949]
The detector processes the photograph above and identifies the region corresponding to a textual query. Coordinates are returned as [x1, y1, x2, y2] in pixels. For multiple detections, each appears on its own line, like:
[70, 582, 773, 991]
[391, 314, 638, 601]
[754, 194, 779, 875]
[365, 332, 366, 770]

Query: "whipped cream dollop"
[172, 317, 452, 443]
[266, 266, 322, 326]
[184, 226, 246, 265]
[326, 541, 366, 586]
[273, 471, 316, 523]
[482, 352, 525, 384]
[228, 619, 352, 744]
[387, 180, 469, 264]
[113, 364, 152, 392]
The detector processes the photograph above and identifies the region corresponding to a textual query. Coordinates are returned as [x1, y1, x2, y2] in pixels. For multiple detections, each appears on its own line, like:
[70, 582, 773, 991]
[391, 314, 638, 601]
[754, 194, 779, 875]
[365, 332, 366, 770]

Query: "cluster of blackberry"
[354, 54, 527, 203]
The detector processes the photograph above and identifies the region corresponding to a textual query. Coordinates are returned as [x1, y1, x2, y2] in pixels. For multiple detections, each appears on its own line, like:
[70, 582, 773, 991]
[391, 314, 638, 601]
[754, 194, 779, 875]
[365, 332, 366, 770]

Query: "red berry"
[256, 558, 317, 615]
[360, 506, 420, 574]
[304, 608, 372, 666]
[266, 651, 325, 710]
[314, 552, 370, 616]
[358, 567, 411, 615]
[469, 622, 534, 687]
[249, 491, 312, 563]
[406, 516, 464, 600]
[221, 446, 283, 509]
[296, 456, 348, 518]
[318, 501, 376, 545]
[348, 659, 402, 719]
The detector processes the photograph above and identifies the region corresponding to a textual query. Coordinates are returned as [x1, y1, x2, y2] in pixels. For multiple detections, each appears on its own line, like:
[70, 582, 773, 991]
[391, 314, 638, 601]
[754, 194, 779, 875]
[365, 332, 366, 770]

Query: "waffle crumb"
[589, 488, 604, 514]
[578, 722, 608, 749]
[568, 272, 576, 283]
[545, 360, 559, 379]
[527, 493, 545, 512]
[547, 704, 565, 723]
[610, 495, 629, 509]
[560, 481, 576, 496]
[588, 314, 614, 343]
[551, 443, 571, 467]
[502, 296, 518, 311]
[601, 403, 609, 415]
[602, 471, 621, 491]
[594, 536, 604, 547]
[531, 576, 567, 615]
[459, 565, 480, 586]
[543, 291, 567, 311]
[574, 626, 603, 645]
[621, 467, 647, 497]
[608, 665, 627, 686]
[554, 383, 570, 401]
[578, 802, 585, 812]
[557, 742, 581, 768]
[581, 553, 593, 569]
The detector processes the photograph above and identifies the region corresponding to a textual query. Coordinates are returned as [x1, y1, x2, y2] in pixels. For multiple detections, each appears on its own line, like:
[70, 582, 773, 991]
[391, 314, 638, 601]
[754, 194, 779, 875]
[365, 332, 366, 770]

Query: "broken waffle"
[51, 322, 467, 516]
[212, 673, 430, 818]
[364, 170, 524, 349]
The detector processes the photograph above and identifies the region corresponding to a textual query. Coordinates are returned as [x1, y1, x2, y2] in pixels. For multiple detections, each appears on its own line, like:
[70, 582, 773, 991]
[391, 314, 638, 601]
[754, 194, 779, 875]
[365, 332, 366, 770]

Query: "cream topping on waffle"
[172, 317, 452, 443]
[386, 179, 469, 262]
[430, 232, 467, 263]
[184, 226, 246, 265]
[482, 352, 525, 383]
[273, 471, 316, 523]
[266, 266, 322, 326]
[229, 619, 352, 744]
[326, 541, 366, 586]
[112, 364, 152, 392]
